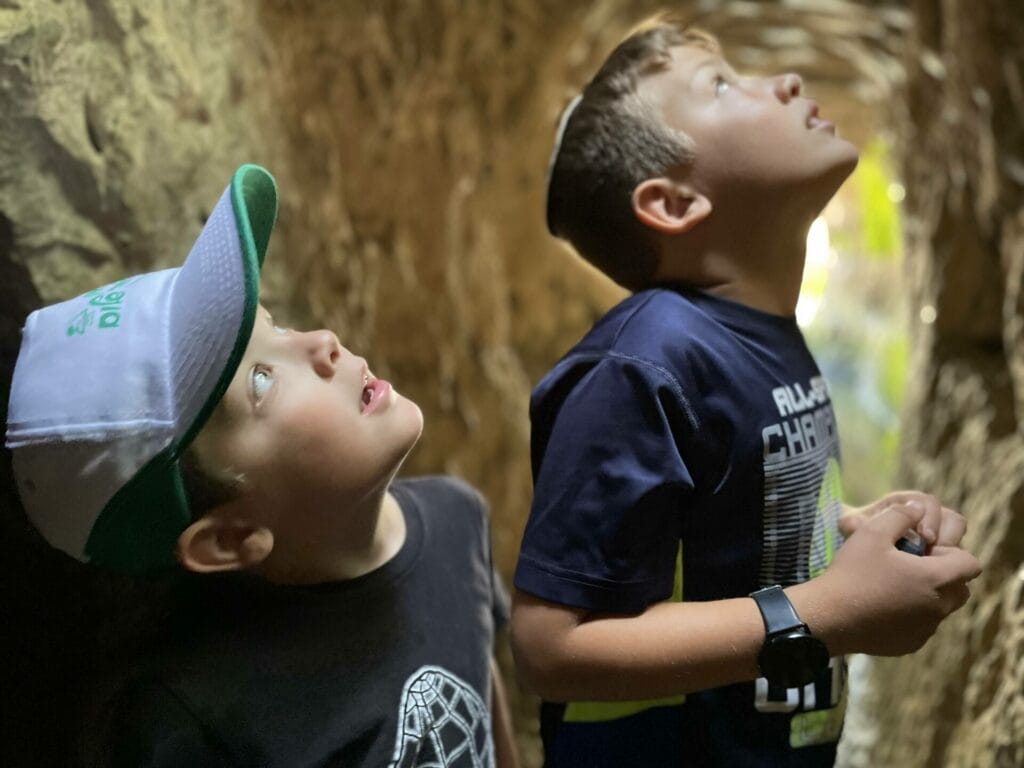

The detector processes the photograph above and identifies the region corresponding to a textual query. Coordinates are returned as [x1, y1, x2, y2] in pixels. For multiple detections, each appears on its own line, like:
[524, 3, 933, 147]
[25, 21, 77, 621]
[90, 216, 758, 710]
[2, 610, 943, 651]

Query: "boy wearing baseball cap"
[7, 165, 517, 767]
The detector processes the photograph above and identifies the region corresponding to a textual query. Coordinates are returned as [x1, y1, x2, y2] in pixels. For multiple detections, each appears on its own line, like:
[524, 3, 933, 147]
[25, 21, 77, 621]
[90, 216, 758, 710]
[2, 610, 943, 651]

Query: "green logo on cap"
[66, 277, 141, 336]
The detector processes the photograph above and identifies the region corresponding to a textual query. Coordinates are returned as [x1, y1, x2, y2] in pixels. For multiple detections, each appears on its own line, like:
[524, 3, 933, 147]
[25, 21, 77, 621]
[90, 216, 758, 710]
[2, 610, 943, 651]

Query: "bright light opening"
[796, 217, 833, 327]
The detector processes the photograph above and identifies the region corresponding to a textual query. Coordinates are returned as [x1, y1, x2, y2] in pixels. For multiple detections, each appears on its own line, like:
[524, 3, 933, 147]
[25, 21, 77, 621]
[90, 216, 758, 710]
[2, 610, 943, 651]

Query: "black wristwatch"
[749, 585, 829, 688]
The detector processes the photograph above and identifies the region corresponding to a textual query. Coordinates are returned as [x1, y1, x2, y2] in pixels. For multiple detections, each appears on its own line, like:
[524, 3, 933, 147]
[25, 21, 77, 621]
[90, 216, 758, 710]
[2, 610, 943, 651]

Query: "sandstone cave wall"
[1, 2, 1021, 767]
[839, 1, 1024, 766]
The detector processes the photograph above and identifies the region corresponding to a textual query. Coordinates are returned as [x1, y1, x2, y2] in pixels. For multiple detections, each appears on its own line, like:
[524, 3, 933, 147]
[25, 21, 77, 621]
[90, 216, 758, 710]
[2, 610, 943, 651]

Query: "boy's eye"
[250, 365, 274, 404]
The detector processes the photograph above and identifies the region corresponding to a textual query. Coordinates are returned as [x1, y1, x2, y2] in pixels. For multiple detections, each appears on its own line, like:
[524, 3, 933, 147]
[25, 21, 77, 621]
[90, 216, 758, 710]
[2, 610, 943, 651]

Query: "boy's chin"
[393, 404, 425, 460]
[404, 401, 425, 442]
[830, 141, 861, 180]
[811, 151, 860, 206]
[838, 146, 860, 177]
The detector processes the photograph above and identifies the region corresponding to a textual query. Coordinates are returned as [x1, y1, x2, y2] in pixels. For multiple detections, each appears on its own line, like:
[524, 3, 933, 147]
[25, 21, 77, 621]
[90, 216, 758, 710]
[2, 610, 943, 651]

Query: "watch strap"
[749, 585, 804, 636]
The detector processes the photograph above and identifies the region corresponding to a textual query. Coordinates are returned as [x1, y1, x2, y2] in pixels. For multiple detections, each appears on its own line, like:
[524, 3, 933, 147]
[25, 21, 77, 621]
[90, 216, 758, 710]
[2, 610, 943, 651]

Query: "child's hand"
[837, 490, 967, 549]
[806, 502, 981, 657]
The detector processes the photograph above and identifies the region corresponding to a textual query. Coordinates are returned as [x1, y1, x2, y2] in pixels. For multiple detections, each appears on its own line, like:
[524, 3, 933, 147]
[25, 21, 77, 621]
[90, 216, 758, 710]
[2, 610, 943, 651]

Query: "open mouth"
[808, 117, 835, 133]
[805, 101, 835, 133]
[361, 378, 393, 415]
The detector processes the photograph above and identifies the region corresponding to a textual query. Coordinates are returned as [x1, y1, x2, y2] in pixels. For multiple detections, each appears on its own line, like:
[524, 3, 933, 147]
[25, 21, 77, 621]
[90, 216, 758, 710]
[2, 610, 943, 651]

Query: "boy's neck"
[256, 489, 407, 585]
[655, 208, 815, 317]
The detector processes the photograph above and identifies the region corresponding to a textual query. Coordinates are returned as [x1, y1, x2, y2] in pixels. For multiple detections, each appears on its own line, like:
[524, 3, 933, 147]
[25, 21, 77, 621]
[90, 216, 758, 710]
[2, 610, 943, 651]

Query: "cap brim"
[83, 165, 278, 572]
[171, 164, 277, 449]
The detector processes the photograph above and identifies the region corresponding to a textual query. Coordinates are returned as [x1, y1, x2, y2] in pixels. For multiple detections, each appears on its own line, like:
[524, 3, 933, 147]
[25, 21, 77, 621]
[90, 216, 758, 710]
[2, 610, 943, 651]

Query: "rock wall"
[840, 1, 1024, 766]
[1, 1, 1020, 766]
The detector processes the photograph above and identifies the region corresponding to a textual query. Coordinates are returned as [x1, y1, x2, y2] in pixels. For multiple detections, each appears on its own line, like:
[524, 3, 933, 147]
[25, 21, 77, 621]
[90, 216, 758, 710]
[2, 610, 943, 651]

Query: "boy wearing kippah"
[511, 22, 980, 768]
[7, 165, 517, 768]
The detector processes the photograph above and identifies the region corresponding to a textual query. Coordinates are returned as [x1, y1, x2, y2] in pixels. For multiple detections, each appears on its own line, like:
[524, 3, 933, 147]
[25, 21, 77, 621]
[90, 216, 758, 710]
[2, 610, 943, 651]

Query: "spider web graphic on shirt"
[388, 665, 495, 768]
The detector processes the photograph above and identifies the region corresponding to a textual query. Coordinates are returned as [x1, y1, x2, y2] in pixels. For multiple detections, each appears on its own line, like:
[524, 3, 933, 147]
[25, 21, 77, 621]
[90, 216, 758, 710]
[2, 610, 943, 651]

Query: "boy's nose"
[302, 329, 342, 378]
[773, 73, 803, 103]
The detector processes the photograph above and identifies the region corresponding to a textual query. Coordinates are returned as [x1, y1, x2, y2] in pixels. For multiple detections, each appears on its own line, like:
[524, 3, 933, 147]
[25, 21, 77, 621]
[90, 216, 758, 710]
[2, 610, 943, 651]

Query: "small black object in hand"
[896, 530, 926, 556]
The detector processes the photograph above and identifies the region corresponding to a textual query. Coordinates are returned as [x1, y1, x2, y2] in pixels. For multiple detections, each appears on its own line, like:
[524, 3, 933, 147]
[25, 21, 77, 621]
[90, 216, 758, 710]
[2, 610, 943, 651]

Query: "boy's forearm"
[511, 580, 869, 702]
[512, 505, 980, 702]
[511, 589, 849, 702]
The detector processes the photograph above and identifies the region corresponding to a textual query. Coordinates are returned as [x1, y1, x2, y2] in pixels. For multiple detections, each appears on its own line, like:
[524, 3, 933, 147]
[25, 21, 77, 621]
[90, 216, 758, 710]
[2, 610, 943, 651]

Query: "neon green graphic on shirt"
[808, 457, 843, 579]
[790, 693, 846, 747]
[563, 545, 686, 723]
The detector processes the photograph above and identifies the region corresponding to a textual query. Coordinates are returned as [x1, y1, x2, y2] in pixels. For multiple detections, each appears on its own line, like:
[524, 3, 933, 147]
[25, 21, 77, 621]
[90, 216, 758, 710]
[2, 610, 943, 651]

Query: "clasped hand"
[838, 490, 967, 551]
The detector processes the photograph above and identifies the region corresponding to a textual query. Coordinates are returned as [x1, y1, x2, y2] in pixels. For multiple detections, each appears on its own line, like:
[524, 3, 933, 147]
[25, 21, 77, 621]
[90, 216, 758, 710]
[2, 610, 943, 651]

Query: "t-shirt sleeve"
[515, 355, 696, 613]
[99, 679, 233, 768]
[463, 479, 512, 634]
[429, 476, 511, 634]
[489, 545, 511, 634]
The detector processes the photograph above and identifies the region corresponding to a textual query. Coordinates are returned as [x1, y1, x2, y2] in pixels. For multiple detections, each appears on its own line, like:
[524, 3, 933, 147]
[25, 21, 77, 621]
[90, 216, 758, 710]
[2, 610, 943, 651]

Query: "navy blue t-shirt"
[514, 288, 846, 767]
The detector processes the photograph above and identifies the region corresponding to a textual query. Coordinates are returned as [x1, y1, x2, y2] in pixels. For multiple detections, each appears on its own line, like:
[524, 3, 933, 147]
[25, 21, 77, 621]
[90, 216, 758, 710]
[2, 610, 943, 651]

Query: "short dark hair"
[546, 23, 719, 290]
[178, 445, 242, 521]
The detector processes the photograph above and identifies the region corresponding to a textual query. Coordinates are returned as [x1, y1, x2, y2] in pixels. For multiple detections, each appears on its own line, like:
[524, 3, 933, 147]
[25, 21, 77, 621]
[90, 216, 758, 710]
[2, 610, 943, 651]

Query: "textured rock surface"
[838, 1, 1024, 767]
[1, 1, 1020, 766]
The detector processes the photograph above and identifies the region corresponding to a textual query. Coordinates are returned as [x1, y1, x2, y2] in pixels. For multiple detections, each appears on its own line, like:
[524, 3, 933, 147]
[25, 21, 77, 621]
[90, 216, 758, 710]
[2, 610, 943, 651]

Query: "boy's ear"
[176, 514, 274, 573]
[632, 178, 712, 235]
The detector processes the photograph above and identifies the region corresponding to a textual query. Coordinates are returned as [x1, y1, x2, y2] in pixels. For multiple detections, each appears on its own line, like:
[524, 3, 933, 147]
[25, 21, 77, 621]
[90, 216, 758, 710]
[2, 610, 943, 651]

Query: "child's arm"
[490, 657, 520, 768]
[511, 504, 980, 702]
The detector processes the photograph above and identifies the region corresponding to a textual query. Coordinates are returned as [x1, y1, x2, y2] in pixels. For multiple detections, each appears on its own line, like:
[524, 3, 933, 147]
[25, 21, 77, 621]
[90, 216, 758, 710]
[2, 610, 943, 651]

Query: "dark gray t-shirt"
[92, 476, 507, 768]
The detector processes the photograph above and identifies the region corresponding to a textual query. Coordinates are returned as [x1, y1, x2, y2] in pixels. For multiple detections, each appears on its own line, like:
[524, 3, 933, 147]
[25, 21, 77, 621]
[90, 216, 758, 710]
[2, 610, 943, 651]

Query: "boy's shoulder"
[390, 475, 507, 627]
[562, 287, 726, 361]
[536, 288, 725, 393]
[393, 474, 486, 511]
[391, 475, 490, 537]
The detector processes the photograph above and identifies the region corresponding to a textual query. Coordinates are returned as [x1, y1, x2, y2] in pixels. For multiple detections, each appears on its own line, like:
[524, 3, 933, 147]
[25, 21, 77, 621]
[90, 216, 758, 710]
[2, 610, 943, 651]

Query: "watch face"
[758, 630, 830, 688]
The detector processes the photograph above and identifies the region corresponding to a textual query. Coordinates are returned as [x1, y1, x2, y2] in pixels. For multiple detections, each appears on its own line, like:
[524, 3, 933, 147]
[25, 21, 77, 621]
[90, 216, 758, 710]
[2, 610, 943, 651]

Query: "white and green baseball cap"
[5, 164, 277, 573]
